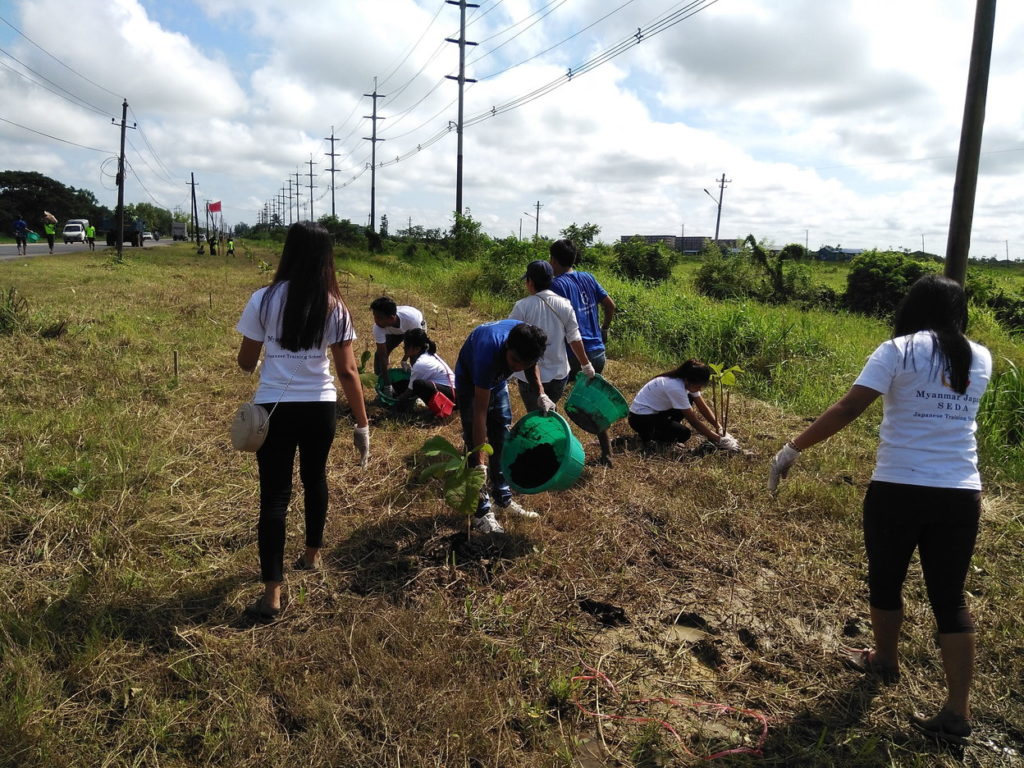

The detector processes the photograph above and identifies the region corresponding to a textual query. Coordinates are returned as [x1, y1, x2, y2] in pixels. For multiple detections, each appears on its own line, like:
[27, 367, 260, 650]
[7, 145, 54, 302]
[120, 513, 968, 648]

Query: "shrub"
[693, 245, 760, 299]
[844, 250, 936, 317]
[613, 237, 676, 282]
[0, 286, 29, 334]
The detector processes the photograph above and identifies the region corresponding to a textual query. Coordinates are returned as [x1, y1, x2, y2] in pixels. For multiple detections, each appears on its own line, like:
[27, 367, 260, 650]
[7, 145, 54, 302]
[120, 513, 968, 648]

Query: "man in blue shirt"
[455, 319, 549, 534]
[13, 215, 28, 255]
[549, 238, 617, 465]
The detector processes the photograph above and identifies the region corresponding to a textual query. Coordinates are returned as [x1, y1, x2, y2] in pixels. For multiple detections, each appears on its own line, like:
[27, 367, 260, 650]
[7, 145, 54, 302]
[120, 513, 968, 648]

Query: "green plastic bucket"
[500, 411, 585, 494]
[375, 368, 410, 406]
[27, 232, 39, 242]
[564, 372, 629, 434]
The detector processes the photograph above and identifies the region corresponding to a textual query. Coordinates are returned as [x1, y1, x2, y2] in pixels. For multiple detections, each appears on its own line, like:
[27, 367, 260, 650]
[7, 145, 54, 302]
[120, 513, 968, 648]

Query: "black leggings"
[628, 409, 691, 443]
[863, 481, 981, 634]
[255, 401, 337, 582]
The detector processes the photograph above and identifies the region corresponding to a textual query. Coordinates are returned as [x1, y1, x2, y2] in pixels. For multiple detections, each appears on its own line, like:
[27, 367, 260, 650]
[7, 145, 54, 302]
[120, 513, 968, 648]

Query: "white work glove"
[768, 443, 800, 493]
[474, 464, 488, 497]
[717, 433, 740, 452]
[400, 359, 412, 373]
[353, 425, 370, 468]
[580, 362, 596, 380]
[538, 393, 556, 415]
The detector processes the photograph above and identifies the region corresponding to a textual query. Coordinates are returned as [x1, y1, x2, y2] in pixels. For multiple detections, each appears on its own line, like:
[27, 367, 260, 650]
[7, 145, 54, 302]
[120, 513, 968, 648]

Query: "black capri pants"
[628, 408, 691, 443]
[255, 401, 337, 583]
[863, 480, 981, 634]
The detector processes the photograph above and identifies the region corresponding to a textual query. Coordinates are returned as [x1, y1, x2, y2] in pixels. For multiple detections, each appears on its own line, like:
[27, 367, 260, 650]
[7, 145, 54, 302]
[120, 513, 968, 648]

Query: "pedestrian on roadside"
[369, 296, 426, 395]
[549, 239, 617, 465]
[235, 221, 370, 622]
[43, 216, 56, 254]
[455, 319, 548, 533]
[509, 259, 595, 414]
[227, 237, 235, 256]
[768, 274, 992, 744]
[85, 223, 96, 251]
[628, 359, 739, 451]
[13, 215, 28, 255]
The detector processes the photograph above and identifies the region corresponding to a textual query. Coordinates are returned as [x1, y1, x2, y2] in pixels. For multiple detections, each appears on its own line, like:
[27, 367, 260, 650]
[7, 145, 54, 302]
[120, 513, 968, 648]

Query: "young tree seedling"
[420, 436, 493, 538]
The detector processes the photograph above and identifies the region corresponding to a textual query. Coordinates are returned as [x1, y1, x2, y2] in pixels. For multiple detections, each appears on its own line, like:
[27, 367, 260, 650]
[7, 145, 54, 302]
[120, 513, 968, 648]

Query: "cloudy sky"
[1, 0, 1022, 257]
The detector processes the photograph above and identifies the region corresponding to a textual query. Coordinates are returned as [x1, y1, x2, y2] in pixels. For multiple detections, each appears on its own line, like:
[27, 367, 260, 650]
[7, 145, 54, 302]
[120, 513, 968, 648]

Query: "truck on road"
[171, 221, 188, 241]
[101, 215, 145, 247]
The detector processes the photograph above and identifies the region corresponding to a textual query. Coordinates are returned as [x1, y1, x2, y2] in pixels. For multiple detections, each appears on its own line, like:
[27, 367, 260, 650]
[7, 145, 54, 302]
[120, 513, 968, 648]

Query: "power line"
[378, 0, 448, 88]
[0, 47, 110, 116]
[0, 115, 109, 152]
[0, 14, 122, 99]
[469, 0, 568, 64]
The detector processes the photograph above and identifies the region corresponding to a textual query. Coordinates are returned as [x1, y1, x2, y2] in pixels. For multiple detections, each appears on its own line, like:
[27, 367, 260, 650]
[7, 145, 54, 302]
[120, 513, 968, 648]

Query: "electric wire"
[0, 47, 111, 116]
[0, 115, 108, 152]
[378, 0, 447, 88]
[128, 106, 179, 183]
[0, 14, 122, 99]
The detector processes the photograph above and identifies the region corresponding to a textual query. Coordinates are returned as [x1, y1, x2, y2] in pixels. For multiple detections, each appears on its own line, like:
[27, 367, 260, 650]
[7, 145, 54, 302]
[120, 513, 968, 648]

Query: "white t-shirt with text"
[854, 331, 992, 489]
[236, 283, 355, 404]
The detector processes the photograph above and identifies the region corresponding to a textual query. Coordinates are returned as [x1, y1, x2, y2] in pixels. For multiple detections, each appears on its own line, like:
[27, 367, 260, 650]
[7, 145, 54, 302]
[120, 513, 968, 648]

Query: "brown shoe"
[840, 646, 900, 683]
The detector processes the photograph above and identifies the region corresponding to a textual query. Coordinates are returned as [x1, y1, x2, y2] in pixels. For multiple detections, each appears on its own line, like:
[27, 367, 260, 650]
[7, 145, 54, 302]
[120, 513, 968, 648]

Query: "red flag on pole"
[207, 201, 222, 213]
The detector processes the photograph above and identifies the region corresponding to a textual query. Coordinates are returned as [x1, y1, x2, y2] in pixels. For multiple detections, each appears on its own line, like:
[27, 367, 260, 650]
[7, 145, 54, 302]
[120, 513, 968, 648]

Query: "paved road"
[0, 239, 169, 262]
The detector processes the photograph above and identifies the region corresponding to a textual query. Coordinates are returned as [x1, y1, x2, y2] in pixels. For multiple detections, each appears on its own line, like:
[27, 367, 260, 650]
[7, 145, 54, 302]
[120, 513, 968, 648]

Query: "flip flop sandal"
[244, 598, 281, 623]
[840, 646, 900, 683]
[910, 711, 972, 745]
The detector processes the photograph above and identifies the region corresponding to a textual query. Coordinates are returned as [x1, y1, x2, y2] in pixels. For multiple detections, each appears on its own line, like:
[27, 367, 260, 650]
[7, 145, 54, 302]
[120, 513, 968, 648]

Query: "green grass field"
[1, 243, 1022, 767]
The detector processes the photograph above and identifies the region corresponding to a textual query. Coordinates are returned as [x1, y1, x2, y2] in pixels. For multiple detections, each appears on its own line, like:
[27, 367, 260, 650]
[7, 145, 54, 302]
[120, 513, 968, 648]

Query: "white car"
[62, 223, 86, 243]
[142, 231, 153, 241]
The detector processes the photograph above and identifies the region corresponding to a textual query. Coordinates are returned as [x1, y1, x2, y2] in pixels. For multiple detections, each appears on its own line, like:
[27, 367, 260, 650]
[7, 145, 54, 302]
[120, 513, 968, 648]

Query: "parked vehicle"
[62, 223, 86, 244]
[143, 231, 154, 242]
[101, 215, 144, 247]
[171, 221, 188, 241]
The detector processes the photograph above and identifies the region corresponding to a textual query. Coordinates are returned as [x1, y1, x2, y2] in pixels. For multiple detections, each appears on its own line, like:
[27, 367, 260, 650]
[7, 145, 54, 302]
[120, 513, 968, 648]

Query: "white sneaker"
[473, 512, 505, 534]
[498, 498, 539, 519]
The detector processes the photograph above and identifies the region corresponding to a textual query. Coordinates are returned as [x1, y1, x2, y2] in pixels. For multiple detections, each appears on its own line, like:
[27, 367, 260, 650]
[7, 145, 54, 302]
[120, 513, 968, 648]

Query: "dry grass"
[1, 244, 1022, 767]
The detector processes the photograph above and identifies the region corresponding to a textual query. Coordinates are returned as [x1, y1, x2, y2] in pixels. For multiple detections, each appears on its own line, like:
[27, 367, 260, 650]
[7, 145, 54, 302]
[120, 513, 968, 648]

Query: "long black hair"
[893, 274, 972, 394]
[403, 328, 437, 356]
[657, 358, 712, 385]
[260, 221, 343, 351]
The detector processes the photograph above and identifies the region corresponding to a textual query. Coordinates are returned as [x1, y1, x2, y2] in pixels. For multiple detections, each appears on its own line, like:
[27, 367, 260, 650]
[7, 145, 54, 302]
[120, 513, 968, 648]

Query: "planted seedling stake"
[709, 363, 743, 435]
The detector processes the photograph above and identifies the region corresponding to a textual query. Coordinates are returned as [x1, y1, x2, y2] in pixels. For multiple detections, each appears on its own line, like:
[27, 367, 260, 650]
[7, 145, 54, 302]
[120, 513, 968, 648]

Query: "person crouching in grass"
[627, 359, 739, 452]
[390, 328, 456, 413]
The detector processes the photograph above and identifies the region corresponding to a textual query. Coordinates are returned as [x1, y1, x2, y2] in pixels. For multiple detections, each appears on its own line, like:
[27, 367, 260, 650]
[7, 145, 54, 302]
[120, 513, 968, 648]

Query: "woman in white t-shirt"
[391, 328, 455, 411]
[769, 275, 992, 743]
[627, 359, 739, 450]
[236, 221, 370, 622]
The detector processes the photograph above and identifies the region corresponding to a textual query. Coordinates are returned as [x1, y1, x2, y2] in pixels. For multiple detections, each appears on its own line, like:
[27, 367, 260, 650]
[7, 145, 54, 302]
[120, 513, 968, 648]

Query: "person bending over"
[391, 328, 456, 412]
[370, 296, 425, 393]
[455, 320, 548, 534]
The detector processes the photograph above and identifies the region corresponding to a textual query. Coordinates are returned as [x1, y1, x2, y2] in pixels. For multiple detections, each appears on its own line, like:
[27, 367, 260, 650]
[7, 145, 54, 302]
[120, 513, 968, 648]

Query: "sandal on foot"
[244, 598, 281, 622]
[910, 710, 971, 745]
[840, 646, 900, 683]
[292, 555, 320, 571]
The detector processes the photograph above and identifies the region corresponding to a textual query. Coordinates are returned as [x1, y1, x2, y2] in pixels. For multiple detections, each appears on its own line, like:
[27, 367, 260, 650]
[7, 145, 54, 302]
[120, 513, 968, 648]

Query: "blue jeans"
[457, 383, 512, 515]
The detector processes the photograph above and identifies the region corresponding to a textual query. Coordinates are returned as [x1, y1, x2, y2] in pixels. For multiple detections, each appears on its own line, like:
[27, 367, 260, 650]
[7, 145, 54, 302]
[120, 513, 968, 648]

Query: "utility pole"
[188, 172, 198, 246]
[307, 154, 317, 221]
[945, 0, 997, 285]
[445, 0, 479, 218]
[523, 201, 542, 239]
[363, 77, 386, 233]
[110, 99, 136, 261]
[294, 170, 302, 222]
[325, 126, 339, 219]
[712, 173, 730, 241]
[286, 180, 293, 226]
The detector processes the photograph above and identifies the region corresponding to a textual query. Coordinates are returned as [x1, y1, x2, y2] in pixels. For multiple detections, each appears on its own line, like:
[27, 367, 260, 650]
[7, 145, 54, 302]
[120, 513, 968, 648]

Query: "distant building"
[816, 246, 863, 262]
[618, 234, 740, 254]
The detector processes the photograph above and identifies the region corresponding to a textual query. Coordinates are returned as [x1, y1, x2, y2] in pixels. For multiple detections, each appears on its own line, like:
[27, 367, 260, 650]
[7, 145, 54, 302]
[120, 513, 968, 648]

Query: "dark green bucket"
[375, 369, 411, 406]
[500, 412, 585, 494]
[564, 372, 629, 434]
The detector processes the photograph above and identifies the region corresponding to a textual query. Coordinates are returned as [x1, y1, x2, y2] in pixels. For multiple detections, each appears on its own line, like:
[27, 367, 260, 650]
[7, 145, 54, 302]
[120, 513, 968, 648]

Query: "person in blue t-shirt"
[13, 215, 29, 255]
[455, 319, 549, 534]
[549, 238, 617, 465]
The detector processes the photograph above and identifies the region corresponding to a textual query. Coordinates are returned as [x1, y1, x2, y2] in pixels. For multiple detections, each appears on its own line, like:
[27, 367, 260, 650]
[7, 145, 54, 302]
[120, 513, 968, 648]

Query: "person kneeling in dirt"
[390, 328, 456, 413]
[455, 320, 548, 534]
[370, 296, 426, 397]
[627, 359, 739, 452]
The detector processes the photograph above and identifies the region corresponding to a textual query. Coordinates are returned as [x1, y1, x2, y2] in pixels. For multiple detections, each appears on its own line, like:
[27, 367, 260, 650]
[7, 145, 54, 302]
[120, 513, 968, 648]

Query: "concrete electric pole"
[445, 0, 479, 218]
